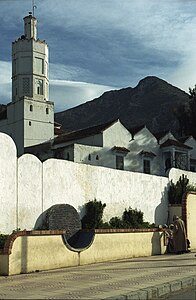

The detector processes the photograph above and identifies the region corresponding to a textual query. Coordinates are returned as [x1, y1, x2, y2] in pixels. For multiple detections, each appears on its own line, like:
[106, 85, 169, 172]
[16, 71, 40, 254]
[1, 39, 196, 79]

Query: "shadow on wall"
[151, 231, 162, 255]
[21, 235, 28, 274]
[34, 203, 94, 251]
[154, 184, 169, 226]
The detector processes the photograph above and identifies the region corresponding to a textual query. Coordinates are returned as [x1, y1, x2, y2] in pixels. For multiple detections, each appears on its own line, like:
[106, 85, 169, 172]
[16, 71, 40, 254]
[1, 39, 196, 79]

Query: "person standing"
[172, 215, 188, 254]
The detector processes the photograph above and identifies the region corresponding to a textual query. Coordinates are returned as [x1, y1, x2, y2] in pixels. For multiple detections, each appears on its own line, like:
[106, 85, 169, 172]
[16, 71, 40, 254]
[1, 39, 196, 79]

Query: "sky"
[1, 0, 196, 112]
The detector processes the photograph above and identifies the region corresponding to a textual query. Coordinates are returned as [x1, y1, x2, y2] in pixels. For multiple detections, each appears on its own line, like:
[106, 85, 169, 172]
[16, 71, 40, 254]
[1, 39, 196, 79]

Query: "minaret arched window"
[30, 104, 33, 112]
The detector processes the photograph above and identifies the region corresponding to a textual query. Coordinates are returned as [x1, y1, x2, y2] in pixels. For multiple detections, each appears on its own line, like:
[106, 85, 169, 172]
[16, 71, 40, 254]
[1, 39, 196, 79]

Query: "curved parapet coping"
[2, 230, 66, 255]
[1, 228, 162, 256]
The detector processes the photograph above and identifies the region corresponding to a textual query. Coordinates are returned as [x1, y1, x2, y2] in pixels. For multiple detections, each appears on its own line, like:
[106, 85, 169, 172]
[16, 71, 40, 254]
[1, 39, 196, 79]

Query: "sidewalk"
[0, 251, 196, 299]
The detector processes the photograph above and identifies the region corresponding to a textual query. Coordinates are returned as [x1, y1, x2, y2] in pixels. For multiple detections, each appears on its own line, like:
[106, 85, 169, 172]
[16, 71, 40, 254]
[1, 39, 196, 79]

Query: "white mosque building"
[0, 13, 54, 155]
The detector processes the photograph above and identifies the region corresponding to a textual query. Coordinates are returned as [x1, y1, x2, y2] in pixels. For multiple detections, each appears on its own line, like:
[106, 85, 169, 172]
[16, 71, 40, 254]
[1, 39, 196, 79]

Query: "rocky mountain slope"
[54, 76, 189, 135]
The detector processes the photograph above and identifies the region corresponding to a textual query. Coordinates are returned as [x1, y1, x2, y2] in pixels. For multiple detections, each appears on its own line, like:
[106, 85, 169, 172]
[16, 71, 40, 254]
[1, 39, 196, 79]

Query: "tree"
[175, 85, 196, 137]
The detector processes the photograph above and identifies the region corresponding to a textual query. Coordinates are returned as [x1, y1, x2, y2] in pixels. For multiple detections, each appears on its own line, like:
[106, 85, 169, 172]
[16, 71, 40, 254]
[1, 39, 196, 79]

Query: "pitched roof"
[128, 124, 146, 135]
[153, 130, 171, 141]
[53, 119, 119, 145]
[160, 139, 192, 149]
[178, 136, 193, 143]
[25, 141, 51, 154]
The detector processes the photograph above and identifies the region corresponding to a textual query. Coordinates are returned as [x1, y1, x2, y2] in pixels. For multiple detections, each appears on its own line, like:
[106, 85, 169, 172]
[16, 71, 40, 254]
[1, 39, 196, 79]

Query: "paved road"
[0, 252, 196, 299]
[162, 287, 196, 299]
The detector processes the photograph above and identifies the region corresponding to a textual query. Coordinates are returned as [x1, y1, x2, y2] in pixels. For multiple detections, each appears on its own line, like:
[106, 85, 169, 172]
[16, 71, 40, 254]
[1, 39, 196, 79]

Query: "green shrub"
[122, 207, 144, 228]
[0, 234, 8, 249]
[108, 208, 155, 229]
[81, 200, 155, 229]
[81, 199, 106, 229]
[109, 217, 124, 229]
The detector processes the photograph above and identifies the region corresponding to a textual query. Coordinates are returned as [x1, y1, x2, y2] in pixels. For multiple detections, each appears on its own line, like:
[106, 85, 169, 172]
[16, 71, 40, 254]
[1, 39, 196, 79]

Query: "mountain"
[54, 76, 189, 136]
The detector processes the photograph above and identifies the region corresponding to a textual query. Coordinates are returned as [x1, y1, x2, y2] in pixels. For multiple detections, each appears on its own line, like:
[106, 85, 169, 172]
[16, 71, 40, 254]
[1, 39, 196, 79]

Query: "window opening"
[143, 159, 151, 174]
[30, 105, 33, 112]
[116, 155, 124, 170]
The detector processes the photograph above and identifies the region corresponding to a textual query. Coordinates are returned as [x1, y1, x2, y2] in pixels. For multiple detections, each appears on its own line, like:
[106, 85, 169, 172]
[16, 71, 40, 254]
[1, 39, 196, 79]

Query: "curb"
[104, 275, 196, 299]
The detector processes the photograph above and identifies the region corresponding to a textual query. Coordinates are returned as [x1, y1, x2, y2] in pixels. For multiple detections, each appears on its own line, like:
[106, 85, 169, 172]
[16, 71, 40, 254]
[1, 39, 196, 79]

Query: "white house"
[25, 119, 193, 177]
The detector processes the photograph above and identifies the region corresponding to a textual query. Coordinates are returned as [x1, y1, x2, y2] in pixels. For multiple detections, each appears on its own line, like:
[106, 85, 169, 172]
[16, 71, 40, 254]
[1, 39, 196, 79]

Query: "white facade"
[28, 120, 192, 177]
[0, 13, 54, 155]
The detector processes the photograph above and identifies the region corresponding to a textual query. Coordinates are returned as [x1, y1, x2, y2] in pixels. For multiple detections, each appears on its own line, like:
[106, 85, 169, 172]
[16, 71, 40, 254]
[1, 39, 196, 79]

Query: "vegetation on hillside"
[175, 85, 196, 137]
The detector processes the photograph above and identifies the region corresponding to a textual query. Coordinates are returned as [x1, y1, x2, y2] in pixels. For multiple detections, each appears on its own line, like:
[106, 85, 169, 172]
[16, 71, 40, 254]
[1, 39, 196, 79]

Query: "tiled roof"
[160, 139, 192, 149]
[53, 119, 118, 145]
[139, 150, 156, 157]
[111, 146, 130, 153]
[25, 141, 51, 154]
[54, 127, 66, 135]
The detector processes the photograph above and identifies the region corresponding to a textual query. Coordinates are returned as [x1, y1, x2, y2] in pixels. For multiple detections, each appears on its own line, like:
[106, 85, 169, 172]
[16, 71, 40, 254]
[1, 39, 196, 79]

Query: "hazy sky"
[0, 0, 196, 112]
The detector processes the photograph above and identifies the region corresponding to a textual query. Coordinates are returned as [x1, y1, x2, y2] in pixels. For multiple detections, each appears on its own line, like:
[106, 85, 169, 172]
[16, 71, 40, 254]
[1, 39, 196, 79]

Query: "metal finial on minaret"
[32, 0, 37, 17]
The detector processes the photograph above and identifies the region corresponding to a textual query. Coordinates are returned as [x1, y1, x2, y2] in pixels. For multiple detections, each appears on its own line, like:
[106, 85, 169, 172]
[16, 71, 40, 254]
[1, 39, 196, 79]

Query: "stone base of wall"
[0, 229, 166, 276]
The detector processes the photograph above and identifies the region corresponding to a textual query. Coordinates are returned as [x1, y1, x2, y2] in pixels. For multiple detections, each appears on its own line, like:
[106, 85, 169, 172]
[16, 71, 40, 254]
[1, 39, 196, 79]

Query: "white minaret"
[4, 12, 54, 155]
[12, 13, 49, 103]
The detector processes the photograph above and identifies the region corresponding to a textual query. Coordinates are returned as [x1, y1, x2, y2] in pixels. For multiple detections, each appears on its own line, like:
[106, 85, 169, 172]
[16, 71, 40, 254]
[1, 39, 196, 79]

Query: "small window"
[30, 104, 33, 112]
[36, 79, 43, 95]
[116, 155, 124, 170]
[29, 121, 31, 126]
[96, 155, 99, 160]
[46, 107, 49, 114]
[143, 159, 151, 174]
[88, 154, 91, 161]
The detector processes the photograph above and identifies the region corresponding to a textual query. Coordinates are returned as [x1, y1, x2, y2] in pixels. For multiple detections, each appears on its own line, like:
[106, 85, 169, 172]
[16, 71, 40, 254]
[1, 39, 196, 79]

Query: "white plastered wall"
[186, 193, 196, 249]
[0, 133, 17, 233]
[18, 154, 42, 230]
[3, 133, 196, 234]
[43, 158, 169, 225]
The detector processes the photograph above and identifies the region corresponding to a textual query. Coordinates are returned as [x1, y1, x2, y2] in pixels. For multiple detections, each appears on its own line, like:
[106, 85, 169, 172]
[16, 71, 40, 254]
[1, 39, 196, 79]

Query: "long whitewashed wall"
[43, 159, 169, 225]
[2, 133, 196, 234]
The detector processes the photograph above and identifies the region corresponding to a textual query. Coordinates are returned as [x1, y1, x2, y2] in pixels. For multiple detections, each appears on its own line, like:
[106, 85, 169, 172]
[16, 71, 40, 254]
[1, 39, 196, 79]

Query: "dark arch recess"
[34, 203, 95, 251]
